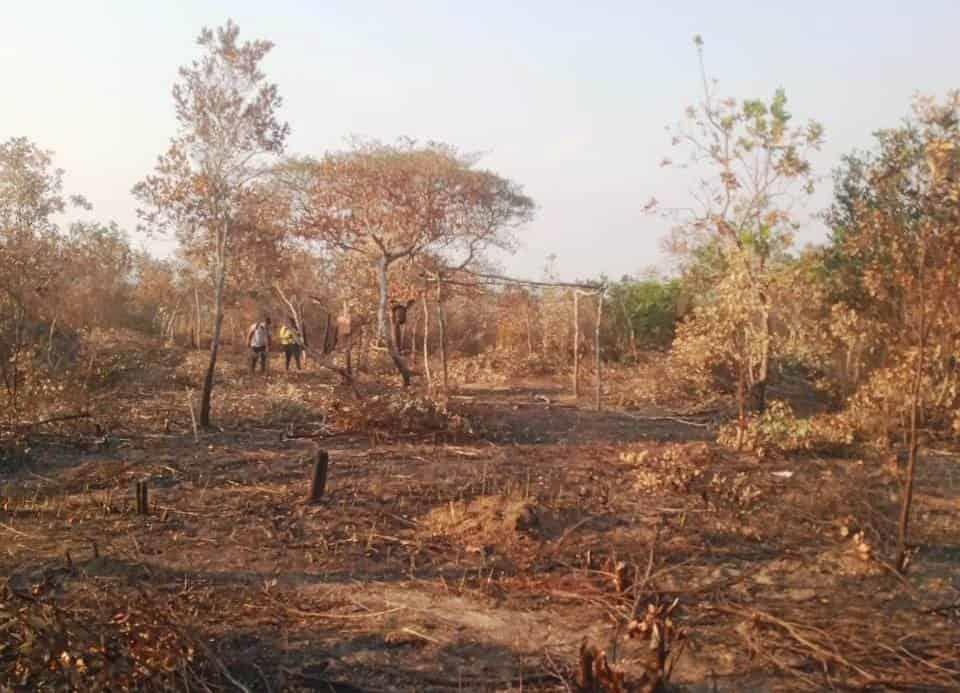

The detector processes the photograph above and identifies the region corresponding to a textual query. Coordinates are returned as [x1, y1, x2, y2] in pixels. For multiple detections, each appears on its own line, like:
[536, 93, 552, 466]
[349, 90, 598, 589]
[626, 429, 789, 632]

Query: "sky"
[2, 1, 958, 280]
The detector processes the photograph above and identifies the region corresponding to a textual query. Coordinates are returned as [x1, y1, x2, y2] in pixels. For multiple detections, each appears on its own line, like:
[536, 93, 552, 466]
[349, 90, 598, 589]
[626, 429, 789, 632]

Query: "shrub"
[718, 400, 854, 456]
[263, 382, 311, 423]
[337, 392, 472, 436]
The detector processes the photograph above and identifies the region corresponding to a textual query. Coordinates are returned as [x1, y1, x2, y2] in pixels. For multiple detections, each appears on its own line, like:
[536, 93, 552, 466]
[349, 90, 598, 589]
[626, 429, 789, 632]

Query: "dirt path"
[455, 378, 713, 445]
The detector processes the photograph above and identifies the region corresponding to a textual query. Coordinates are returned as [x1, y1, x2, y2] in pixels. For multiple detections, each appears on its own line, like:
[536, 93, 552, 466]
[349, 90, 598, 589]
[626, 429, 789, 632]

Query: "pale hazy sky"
[2, 1, 957, 280]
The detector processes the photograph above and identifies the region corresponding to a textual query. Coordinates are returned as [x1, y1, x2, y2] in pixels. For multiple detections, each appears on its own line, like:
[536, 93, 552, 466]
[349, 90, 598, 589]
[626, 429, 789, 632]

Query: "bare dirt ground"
[2, 339, 959, 691]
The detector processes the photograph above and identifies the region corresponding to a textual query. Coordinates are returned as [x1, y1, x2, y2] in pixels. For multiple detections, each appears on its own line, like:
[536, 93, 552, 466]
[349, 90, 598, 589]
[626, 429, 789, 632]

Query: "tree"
[660, 36, 823, 412]
[605, 275, 683, 358]
[134, 20, 289, 427]
[834, 94, 960, 571]
[297, 140, 533, 386]
[0, 138, 88, 412]
[60, 222, 136, 330]
[128, 253, 181, 338]
[817, 138, 928, 394]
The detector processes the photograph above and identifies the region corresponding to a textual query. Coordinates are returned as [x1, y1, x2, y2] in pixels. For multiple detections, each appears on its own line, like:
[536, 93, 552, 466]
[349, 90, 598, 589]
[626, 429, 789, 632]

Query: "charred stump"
[307, 449, 329, 503]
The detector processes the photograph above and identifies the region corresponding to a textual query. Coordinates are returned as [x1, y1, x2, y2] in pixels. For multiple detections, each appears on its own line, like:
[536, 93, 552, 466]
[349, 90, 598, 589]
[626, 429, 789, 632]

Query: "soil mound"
[421, 494, 542, 546]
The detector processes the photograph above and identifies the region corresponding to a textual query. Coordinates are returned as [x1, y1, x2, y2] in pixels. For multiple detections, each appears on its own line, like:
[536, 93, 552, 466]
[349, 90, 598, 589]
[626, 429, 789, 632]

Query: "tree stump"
[135, 480, 149, 515]
[577, 642, 626, 692]
[307, 449, 329, 503]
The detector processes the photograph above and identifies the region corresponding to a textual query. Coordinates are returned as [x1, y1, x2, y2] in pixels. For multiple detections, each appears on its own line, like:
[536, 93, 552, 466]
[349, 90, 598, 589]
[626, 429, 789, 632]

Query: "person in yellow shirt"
[279, 318, 302, 371]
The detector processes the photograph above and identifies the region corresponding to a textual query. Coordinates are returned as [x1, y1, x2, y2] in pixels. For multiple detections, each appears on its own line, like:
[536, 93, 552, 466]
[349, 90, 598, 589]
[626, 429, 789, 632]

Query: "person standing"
[247, 317, 272, 373]
[279, 317, 302, 371]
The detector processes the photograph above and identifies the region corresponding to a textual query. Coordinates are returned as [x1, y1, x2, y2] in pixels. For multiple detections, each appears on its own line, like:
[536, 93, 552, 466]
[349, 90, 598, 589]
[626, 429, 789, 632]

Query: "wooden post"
[525, 299, 534, 358]
[422, 292, 432, 386]
[136, 480, 148, 515]
[308, 449, 329, 503]
[595, 290, 604, 411]
[572, 290, 580, 399]
[344, 332, 353, 376]
[436, 278, 448, 394]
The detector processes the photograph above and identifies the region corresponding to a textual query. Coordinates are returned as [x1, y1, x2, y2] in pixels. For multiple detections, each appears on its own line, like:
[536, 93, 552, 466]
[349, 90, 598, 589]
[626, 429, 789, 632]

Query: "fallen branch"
[619, 411, 712, 428]
[274, 599, 405, 621]
[0, 522, 43, 540]
[401, 627, 442, 644]
[186, 388, 199, 443]
[301, 345, 362, 399]
[713, 603, 960, 689]
[24, 412, 91, 429]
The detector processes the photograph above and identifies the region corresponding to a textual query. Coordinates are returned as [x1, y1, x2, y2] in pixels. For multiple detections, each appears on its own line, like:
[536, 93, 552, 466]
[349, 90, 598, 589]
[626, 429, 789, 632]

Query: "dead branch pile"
[716, 602, 960, 691]
[335, 392, 473, 438]
[0, 580, 221, 691]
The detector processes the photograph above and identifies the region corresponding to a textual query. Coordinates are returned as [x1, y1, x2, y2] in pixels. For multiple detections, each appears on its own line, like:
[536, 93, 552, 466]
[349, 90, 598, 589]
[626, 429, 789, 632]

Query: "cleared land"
[2, 338, 958, 691]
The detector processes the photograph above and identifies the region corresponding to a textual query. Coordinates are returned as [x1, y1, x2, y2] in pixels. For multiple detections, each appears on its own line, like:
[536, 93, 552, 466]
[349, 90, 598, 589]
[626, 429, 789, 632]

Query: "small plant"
[264, 383, 311, 423]
[718, 400, 854, 456]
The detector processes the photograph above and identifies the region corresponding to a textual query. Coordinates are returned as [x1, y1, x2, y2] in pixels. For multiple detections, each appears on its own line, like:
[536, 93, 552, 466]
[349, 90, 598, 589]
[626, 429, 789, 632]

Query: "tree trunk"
[621, 299, 638, 362]
[194, 286, 202, 349]
[753, 300, 771, 412]
[298, 299, 308, 348]
[47, 316, 58, 368]
[275, 284, 306, 346]
[393, 312, 404, 357]
[358, 324, 368, 372]
[934, 364, 955, 409]
[344, 331, 352, 376]
[0, 345, 14, 410]
[436, 278, 448, 393]
[573, 290, 580, 399]
[162, 299, 180, 344]
[10, 311, 23, 411]
[736, 361, 746, 450]
[897, 388, 921, 572]
[594, 290, 604, 411]
[320, 311, 329, 355]
[844, 342, 854, 392]
[377, 255, 412, 386]
[199, 229, 228, 428]
[422, 293, 432, 386]
[541, 303, 550, 356]
[897, 273, 927, 573]
[409, 308, 419, 366]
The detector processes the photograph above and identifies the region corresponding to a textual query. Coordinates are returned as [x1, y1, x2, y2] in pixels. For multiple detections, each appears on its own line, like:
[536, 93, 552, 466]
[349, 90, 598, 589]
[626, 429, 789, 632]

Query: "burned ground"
[1, 341, 958, 691]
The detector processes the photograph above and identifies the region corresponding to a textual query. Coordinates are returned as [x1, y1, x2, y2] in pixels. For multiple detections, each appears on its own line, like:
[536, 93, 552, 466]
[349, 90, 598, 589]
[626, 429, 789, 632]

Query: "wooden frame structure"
[423, 269, 606, 410]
